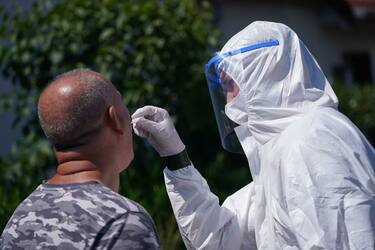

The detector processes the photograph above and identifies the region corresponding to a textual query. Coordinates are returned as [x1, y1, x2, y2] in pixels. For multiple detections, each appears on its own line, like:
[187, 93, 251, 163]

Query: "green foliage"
[0, 1, 250, 249]
[333, 83, 375, 145]
[0, 132, 55, 225]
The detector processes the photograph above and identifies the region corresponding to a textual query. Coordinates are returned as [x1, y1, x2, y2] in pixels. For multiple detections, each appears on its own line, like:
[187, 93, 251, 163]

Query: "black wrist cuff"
[162, 149, 191, 171]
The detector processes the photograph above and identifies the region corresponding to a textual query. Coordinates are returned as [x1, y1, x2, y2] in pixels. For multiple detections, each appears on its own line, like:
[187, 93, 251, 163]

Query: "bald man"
[0, 69, 161, 249]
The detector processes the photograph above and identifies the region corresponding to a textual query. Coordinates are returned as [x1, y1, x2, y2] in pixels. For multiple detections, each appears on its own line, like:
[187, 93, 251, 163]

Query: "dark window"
[342, 52, 373, 85]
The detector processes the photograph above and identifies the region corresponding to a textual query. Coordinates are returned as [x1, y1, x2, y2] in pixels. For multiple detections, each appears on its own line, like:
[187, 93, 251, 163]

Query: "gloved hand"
[131, 106, 185, 157]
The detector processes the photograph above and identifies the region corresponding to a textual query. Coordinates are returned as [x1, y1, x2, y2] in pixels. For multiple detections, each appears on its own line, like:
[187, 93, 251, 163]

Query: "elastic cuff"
[162, 149, 191, 171]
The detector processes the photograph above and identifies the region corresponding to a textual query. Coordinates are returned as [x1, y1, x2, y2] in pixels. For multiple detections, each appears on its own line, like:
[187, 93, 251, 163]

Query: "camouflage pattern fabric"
[0, 181, 161, 250]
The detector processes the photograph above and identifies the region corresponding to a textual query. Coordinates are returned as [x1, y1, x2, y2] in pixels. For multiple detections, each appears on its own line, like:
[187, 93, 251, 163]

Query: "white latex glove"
[131, 105, 185, 157]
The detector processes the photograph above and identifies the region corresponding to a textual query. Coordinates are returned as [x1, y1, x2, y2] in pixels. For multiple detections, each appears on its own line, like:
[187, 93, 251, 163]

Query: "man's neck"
[48, 160, 120, 192]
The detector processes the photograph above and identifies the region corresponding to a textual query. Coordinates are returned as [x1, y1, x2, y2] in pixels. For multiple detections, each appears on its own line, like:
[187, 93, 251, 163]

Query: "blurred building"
[214, 0, 375, 85]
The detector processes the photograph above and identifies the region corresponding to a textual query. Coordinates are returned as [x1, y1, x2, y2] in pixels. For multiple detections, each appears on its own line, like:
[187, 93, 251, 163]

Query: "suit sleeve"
[164, 164, 256, 250]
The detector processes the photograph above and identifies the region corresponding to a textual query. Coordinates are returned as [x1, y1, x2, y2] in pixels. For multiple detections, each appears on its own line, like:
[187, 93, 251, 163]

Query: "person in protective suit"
[132, 21, 375, 249]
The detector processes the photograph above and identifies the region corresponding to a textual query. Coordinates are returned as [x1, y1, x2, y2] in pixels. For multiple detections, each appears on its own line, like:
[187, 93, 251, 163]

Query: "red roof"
[347, 0, 375, 9]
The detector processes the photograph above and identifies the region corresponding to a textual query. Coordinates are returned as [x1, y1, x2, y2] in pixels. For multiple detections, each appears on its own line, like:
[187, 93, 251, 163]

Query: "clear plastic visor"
[204, 40, 280, 153]
[205, 55, 243, 154]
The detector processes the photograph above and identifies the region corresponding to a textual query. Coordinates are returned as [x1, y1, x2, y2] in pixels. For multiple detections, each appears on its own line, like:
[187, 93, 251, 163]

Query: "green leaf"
[50, 51, 63, 64]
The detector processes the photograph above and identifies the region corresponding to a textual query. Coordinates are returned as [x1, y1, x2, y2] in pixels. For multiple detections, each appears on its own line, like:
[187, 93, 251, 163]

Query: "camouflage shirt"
[0, 181, 161, 250]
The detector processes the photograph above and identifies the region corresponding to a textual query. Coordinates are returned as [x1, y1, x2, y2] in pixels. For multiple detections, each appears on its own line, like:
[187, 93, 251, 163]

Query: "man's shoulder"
[21, 181, 148, 217]
[1, 182, 157, 250]
[3, 182, 151, 234]
[49, 182, 150, 218]
[102, 211, 160, 249]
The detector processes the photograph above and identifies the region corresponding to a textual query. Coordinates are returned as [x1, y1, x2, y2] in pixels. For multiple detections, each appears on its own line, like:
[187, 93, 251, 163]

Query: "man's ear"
[107, 105, 124, 134]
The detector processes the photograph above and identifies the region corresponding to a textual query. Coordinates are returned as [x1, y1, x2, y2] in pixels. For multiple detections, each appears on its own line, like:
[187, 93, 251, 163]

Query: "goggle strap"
[221, 40, 279, 58]
[205, 39, 280, 87]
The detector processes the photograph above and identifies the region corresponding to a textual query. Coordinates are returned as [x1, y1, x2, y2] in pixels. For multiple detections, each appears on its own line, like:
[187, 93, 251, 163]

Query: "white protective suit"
[163, 21, 375, 249]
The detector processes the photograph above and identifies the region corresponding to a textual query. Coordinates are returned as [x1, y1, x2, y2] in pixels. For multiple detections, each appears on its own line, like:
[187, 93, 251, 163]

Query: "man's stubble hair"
[38, 68, 113, 149]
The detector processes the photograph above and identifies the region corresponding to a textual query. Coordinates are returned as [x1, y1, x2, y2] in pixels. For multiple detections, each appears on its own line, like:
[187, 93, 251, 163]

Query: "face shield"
[205, 54, 244, 154]
[204, 40, 280, 154]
